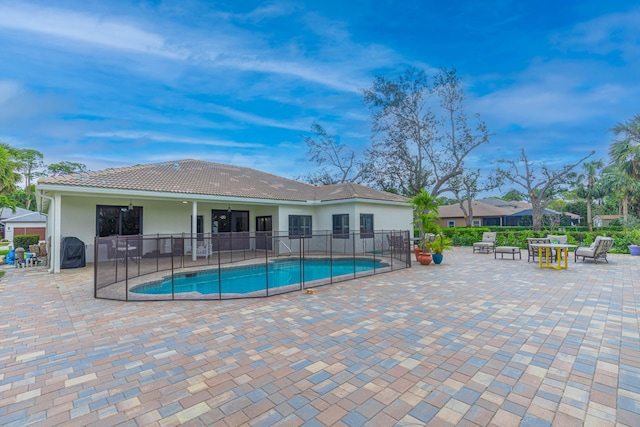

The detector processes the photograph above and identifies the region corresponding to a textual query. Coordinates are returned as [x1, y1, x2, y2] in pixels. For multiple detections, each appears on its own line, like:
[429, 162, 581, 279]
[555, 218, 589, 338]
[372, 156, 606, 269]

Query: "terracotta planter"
[413, 247, 422, 260]
[416, 252, 432, 265]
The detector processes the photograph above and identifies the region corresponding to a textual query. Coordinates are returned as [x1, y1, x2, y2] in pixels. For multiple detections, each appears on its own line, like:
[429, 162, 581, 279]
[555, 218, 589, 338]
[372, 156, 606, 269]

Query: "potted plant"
[430, 233, 452, 264]
[408, 190, 441, 265]
[628, 229, 640, 255]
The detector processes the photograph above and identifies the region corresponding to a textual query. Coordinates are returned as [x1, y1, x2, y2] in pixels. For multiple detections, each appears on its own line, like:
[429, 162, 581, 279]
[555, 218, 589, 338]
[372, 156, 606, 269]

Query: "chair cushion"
[474, 242, 493, 247]
[576, 246, 595, 257]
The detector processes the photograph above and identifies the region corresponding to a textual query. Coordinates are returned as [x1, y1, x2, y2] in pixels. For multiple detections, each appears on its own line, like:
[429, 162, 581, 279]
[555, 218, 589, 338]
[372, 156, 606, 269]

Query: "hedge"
[13, 235, 40, 250]
[439, 227, 639, 254]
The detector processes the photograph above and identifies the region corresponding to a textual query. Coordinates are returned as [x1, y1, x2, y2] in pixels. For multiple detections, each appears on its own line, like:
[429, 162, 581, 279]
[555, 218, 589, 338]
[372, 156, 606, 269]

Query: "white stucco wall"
[44, 191, 412, 265]
[276, 201, 411, 234]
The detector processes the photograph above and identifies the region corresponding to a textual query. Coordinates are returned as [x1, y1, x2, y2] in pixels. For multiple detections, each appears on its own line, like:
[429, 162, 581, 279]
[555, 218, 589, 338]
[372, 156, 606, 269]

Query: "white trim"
[36, 185, 408, 207]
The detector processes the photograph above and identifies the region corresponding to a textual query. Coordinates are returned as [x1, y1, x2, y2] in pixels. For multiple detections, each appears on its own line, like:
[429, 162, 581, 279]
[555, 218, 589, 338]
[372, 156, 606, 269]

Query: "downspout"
[37, 190, 58, 273]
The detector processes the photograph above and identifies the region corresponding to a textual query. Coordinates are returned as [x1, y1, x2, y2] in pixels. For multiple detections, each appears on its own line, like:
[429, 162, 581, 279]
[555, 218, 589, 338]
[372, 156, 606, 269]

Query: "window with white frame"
[472, 219, 481, 227]
[448, 220, 455, 228]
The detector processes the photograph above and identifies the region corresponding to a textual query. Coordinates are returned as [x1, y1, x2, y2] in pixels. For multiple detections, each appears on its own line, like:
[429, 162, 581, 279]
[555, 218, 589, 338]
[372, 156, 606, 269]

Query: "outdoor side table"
[494, 246, 521, 260]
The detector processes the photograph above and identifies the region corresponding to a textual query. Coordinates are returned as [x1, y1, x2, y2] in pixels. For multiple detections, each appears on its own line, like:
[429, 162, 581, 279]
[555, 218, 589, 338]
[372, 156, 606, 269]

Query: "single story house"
[438, 198, 577, 227]
[562, 212, 581, 226]
[0, 207, 47, 241]
[437, 201, 509, 228]
[593, 215, 622, 227]
[36, 159, 413, 273]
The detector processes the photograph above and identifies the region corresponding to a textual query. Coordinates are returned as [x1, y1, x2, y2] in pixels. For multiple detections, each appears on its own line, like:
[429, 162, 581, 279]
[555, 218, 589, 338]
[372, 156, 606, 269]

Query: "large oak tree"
[362, 67, 489, 197]
[496, 149, 594, 230]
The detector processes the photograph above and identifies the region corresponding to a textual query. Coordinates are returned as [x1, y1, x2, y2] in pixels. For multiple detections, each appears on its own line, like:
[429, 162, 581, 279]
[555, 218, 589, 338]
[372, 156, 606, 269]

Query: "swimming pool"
[130, 257, 388, 297]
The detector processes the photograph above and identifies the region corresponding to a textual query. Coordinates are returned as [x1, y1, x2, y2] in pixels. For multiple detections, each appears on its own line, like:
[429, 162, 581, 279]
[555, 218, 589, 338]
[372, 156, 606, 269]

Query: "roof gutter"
[35, 184, 408, 206]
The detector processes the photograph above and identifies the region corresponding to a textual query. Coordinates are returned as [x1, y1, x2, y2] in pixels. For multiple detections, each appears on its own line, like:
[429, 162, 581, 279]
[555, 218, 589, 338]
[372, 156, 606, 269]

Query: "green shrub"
[444, 227, 491, 246]
[13, 235, 40, 250]
[448, 227, 637, 254]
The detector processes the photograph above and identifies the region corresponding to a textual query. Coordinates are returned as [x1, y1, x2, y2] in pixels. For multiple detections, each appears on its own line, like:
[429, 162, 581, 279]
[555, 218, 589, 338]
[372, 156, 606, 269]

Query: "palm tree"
[0, 144, 21, 195]
[609, 114, 640, 180]
[599, 165, 640, 225]
[408, 189, 440, 252]
[576, 160, 603, 231]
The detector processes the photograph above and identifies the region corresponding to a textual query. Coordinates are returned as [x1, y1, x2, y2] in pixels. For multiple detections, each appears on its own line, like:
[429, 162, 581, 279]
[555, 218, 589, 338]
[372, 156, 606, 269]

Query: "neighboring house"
[563, 212, 581, 226]
[36, 159, 413, 273]
[593, 215, 622, 227]
[504, 208, 563, 227]
[438, 198, 571, 227]
[437, 201, 509, 228]
[0, 207, 47, 241]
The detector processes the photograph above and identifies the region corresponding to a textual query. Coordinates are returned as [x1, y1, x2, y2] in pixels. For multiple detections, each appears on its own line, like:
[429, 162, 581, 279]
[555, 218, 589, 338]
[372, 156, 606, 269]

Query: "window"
[96, 205, 142, 237]
[472, 220, 481, 227]
[212, 210, 249, 233]
[333, 214, 349, 238]
[360, 214, 374, 238]
[447, 220, 455, 228]
[289, 215, 312, 237]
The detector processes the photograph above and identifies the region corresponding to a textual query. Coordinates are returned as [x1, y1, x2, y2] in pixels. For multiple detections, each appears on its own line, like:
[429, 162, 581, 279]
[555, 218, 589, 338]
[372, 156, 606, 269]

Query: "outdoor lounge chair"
[546, 234, 569, 261]
[526, 238, 551, 262]
[574, 236, 615, 264]
[473, 232, 496, 253]
[196, 242, 212, 258]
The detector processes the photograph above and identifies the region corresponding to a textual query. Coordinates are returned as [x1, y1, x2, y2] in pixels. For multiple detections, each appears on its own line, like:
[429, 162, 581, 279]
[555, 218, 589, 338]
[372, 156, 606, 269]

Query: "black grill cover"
[60, 237, 86, 269]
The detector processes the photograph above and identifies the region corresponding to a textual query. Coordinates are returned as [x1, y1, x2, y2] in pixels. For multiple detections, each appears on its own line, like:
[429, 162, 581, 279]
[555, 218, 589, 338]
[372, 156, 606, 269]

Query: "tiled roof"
[438, 201, 510, 218]
[37, 159, 407, 204]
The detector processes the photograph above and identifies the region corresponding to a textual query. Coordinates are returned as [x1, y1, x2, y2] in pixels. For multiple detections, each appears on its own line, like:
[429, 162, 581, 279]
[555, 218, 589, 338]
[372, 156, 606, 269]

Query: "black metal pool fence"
[94, 230, 411, 301]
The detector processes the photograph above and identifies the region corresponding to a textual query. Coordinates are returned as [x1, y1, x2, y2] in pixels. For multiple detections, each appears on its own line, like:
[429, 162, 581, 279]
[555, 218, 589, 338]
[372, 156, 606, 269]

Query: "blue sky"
[0, 0, 638, 190]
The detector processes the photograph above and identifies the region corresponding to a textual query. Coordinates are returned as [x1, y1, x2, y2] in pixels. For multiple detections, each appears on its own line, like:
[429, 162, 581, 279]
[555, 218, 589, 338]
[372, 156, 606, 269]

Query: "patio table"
[537, 243, 577, 270]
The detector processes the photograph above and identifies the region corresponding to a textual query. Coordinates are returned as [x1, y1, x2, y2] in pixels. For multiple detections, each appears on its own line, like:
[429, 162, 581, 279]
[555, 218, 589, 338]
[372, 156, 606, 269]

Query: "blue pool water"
[131, 258, 388, 296]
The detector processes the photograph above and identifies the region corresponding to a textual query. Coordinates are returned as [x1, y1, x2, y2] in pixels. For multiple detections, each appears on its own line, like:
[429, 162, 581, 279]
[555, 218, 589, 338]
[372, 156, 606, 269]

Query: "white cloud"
[238, 2, 296, 22]
[553, 8, 640, 59]
[0, 80, 21, 104]
[0, 2, 392, 94]
[0, 2, 186, 59]
[0, 79, 68, 124]
[207, 104, 309, 131]
[86, 131, 264, 148]
[214, 56, 365, 93]
[472, 63, 632, 128]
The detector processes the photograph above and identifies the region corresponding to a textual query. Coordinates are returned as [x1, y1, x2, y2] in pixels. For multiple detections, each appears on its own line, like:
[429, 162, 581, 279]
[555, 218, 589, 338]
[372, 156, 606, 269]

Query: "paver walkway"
[1, 248, 639, 426]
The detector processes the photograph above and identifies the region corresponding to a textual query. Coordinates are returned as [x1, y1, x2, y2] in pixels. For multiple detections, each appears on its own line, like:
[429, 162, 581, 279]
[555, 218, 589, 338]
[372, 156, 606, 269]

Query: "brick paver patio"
[1, 247, 639, 426]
